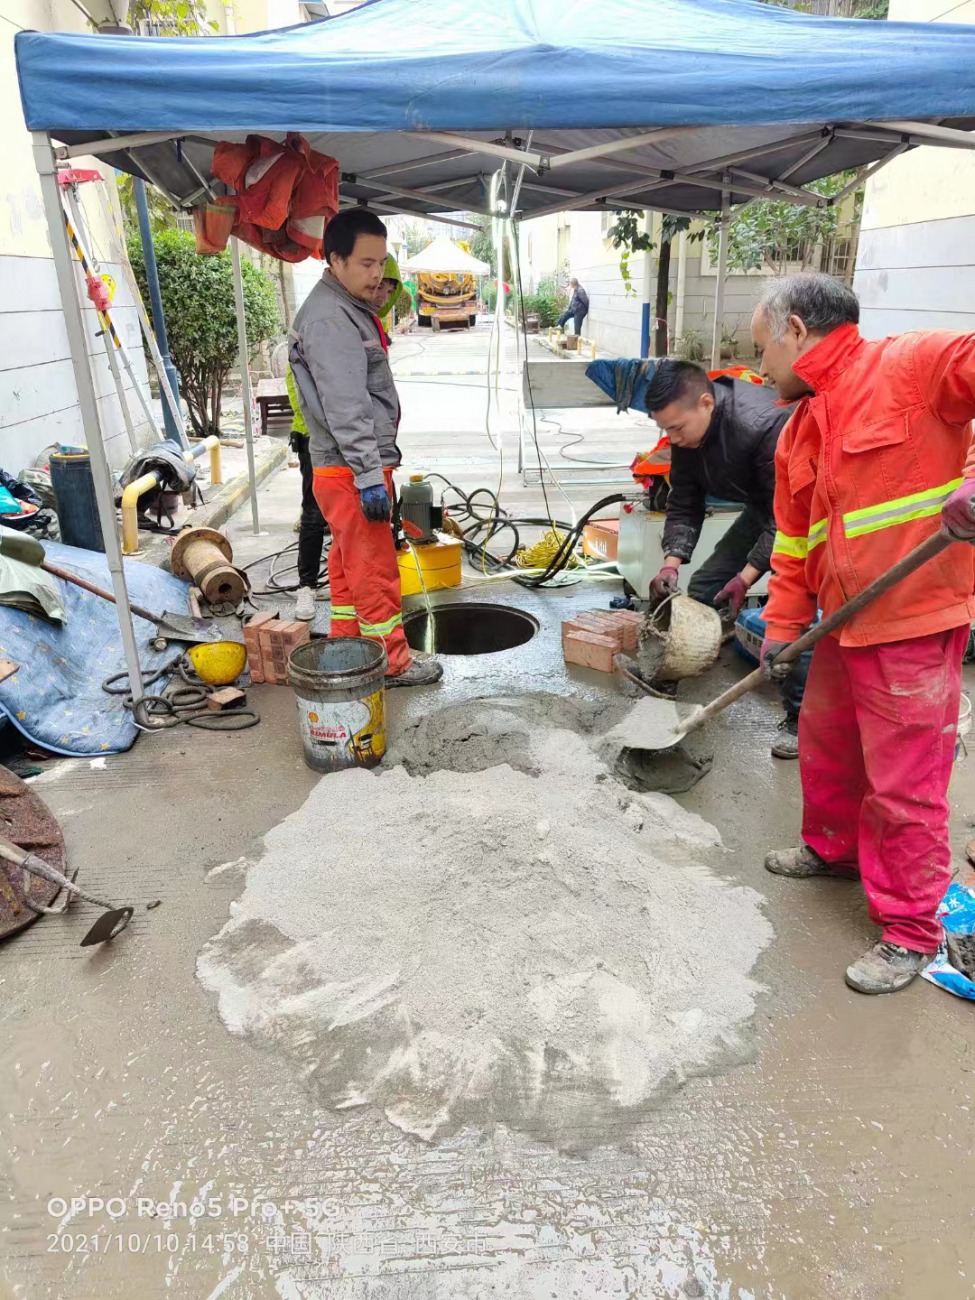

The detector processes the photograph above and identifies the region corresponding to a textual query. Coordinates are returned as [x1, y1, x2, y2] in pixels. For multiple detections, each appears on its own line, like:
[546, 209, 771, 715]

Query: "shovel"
[0, 833, 133, 946]
[638, 529, 958, 752]
[40, 560, 223, 648]
[0, 526, 223, 646]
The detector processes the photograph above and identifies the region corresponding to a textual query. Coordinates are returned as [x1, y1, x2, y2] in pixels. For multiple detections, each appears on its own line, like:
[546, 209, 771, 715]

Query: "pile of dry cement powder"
[198, 708, 771, 1142]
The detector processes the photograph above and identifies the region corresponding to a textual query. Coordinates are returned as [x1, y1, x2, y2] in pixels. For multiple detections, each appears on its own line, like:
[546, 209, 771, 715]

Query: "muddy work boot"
[771, 714, 799, 760]
[764, 843, 857, 879]
[845, 941, 930, 995]
[386, 650, 444, 689]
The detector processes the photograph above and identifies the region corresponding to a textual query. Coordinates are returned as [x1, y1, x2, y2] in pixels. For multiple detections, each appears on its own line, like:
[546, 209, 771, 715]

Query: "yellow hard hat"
[187, 640, 247, 687]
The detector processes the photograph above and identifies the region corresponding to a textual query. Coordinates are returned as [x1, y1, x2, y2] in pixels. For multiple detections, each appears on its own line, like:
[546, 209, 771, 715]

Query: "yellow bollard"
[185, 435, 222, 486]
[121, 471, 161, 555]
[206, 436, 222, 486]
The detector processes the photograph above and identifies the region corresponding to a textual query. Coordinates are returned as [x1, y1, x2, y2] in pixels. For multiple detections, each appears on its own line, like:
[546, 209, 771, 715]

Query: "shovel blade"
[156, 613, 224, 644]
[80, 907, 133, 946]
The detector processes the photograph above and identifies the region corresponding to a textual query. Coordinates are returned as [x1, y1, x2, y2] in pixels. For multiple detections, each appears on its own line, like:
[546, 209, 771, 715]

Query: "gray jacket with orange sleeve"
[288, 270, 401, 489]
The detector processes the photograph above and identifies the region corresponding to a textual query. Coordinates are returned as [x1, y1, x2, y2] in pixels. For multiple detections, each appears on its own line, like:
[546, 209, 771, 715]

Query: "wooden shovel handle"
[679, 529, 957, 741]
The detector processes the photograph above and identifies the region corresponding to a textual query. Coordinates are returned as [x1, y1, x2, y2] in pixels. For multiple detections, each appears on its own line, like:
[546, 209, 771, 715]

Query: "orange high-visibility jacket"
[765, 323, 975, 647]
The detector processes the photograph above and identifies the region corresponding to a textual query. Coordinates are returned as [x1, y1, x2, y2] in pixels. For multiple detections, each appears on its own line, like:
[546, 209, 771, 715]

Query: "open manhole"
[403, 602, 539, 656]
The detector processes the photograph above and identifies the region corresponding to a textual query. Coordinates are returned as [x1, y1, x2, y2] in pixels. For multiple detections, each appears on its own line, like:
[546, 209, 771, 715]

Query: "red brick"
[565, 614, 625, 652]
[261, 620, 312, 684]
[601, 613, 639, 651]
[563, 630, 618, 673]
[244, 610, 279, 683]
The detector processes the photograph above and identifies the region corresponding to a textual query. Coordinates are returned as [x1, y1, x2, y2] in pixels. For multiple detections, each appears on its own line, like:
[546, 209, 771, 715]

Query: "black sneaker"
[771, 714, 799, 760]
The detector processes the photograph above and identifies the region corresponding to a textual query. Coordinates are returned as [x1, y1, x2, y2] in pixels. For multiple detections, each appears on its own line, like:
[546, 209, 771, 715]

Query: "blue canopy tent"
[14, 0, 975, 698]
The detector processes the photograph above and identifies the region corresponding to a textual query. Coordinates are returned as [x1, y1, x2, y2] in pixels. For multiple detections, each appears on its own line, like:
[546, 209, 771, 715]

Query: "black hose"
[514, 492, 628, 588]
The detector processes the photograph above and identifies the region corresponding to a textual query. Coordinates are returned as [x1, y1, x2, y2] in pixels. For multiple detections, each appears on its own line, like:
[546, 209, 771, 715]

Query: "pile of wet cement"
[198, 703, 771, 1142]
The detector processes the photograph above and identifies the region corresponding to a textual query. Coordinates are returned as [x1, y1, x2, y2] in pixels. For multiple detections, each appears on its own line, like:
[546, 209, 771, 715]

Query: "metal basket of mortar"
[637, 594, 723, 683]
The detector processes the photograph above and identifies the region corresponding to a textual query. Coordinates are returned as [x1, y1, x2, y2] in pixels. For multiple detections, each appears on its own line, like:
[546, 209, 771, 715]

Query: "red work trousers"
[799, 626, 968, 953]
[312, 468, 412, 675]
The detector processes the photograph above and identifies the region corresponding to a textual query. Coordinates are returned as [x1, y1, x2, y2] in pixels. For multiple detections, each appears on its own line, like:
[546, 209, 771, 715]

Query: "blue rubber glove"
[359, 484, 391, 523]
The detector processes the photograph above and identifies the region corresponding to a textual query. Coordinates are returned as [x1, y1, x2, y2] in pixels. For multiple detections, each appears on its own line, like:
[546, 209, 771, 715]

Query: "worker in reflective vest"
[751, 272, 975, 997]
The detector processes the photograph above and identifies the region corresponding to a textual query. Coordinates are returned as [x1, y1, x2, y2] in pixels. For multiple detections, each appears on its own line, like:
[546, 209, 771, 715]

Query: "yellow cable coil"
[513, 528, 582, 570]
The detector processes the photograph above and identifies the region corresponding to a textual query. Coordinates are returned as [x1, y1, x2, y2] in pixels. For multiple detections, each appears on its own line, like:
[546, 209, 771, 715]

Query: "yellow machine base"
[398, 535, 463, 596]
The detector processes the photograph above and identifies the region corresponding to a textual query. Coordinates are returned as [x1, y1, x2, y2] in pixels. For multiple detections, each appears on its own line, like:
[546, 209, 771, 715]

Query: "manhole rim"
[402, 601, 540, 657]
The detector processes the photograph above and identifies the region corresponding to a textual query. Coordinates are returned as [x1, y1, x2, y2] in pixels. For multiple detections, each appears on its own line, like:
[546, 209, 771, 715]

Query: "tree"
[465, 224, 496, 272]
[115, 173, 178, 235]
[400, 222, 432, 257]
[127, 230, 280, 437]
[125, 0, 219, 34]
[607, 212, 703, 355]
[708, 173, 854, 275]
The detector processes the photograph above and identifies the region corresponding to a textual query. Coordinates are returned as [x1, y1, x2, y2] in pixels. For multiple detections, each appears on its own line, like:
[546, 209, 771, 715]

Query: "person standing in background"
[558, 278, 589, 336]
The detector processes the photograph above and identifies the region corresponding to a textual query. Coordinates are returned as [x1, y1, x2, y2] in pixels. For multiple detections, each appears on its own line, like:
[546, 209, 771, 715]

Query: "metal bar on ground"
[230, 237, 261, 535]
[33, 132, 145, 700]
[710, 188, 730, 371]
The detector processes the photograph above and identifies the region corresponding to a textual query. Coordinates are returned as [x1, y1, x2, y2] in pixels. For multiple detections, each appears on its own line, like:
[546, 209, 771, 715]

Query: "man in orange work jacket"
[751, 272, 975, 996]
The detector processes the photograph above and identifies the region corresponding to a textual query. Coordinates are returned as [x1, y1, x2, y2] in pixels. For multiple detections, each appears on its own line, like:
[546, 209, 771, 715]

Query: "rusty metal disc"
[169, 526, 233, 582]
[0, 766, 71, 941]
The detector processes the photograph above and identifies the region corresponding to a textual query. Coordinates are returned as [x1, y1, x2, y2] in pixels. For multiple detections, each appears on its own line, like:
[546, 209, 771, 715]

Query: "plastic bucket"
[288, 638, 388, 774]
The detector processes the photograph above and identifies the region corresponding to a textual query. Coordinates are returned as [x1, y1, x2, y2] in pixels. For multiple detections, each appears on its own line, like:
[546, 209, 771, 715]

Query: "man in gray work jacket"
[645, 359, 804, 757]
[290, 209, 441, 686]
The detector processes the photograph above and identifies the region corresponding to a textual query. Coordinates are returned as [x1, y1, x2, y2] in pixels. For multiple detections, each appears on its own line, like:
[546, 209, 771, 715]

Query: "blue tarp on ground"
[15, 0, 975, 136]
[0, 543, 191, 757]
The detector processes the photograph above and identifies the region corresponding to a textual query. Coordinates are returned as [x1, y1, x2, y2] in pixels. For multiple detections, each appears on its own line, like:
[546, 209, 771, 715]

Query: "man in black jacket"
[558, 278, 589, 336]
[644, 359, 806, 758]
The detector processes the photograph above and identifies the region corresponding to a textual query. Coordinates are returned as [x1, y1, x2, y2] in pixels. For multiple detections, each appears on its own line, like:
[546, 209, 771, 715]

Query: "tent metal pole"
[134, 178, 185, 445]
[827, 143, 910, 205]
[415, 133, 542, 169]
[710, 189, 730, 371]
[32, 132, 145, 700]
[674, 230, 688, 343]
[230, 237, 261, 535]
[545, 126, 698, 170]
[872, 120, 975, 149]
[639, 211, 653, 360]
[59, 130, 183, 159]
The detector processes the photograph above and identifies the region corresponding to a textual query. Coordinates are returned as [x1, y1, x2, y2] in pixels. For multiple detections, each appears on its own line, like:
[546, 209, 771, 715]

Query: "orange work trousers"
[312, 468, 412, 675]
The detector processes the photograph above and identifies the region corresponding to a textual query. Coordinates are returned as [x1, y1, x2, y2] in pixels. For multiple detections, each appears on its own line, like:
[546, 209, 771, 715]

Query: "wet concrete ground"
[2, 329, 975, 1299]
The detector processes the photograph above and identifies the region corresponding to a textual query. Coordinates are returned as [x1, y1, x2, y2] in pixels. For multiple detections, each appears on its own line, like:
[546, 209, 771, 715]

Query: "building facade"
[854, 0, 975, 337]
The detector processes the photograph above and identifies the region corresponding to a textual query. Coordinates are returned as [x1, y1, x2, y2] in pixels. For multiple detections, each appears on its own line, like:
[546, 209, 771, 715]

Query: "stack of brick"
[244, 611, 311, 684]
[561, 609, 644, 673]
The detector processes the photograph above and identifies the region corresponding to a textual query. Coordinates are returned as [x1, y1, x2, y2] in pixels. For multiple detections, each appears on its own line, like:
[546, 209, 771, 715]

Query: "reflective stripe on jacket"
[766, 323, 975, 647]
